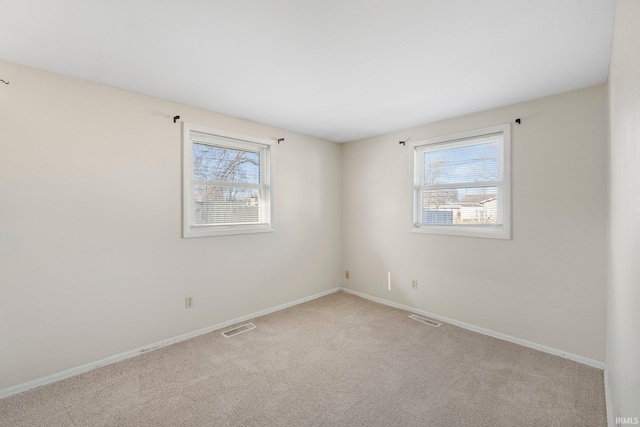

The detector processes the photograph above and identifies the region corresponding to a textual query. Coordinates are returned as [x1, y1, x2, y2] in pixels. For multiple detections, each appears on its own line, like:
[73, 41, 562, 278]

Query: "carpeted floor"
[0, 291, 606, 426]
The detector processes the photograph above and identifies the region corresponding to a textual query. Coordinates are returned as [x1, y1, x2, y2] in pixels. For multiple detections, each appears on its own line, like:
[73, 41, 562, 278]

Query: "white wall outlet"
[411, 280, 418, 289]
[185, 296, 193, 309]
[345, 270, 350, 279]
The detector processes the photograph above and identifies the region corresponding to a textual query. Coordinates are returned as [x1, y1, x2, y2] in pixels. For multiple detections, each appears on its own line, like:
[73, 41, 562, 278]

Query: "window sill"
[184, 225, 274, 238]
[410, 224, 511, 240]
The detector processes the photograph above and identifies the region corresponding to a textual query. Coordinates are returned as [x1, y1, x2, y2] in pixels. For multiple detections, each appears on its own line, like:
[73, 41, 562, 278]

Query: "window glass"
[183, 124, 273, 238]
[412, 125, 510, 239]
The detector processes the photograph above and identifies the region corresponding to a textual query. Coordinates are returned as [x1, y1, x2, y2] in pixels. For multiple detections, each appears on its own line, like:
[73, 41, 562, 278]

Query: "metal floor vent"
[221, 323, 256, 338]
[408, 314, 441, 327]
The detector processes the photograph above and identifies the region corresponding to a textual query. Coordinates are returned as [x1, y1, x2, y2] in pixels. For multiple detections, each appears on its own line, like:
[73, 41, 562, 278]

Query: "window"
[411, 124, 511, 239]
[183, 123, 274, 238]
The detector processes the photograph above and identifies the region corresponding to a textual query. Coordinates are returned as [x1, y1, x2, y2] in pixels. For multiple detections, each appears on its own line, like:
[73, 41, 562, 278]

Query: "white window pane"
[183, 124, 273, 238]
[412, 124, 510, 239]
[193, 185, 261, 225]
[193, 143, 260, 184]
[423, 141, 500, 185]
[421, 186, 500, 225]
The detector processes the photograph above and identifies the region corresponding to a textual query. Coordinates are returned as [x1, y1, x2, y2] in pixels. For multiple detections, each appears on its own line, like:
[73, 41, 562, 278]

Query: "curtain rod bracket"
[173, 115, 180, 123]
[277, 138, 284, 144]
[515, 118, 521, 124]
[400, 136, 412, 145]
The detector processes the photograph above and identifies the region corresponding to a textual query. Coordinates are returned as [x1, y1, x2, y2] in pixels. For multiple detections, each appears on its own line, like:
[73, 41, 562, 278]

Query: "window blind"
[190, 135, 269, 227]
[416, 133, 504, 226]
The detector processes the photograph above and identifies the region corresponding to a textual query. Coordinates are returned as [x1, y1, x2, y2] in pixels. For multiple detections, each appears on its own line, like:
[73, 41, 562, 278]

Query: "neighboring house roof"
[458, 194, 497, 206]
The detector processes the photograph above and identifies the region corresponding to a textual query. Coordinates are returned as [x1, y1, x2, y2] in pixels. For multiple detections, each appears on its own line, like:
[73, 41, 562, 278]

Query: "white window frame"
[410, 124, 511, 239]
[183, 123, 274, 238]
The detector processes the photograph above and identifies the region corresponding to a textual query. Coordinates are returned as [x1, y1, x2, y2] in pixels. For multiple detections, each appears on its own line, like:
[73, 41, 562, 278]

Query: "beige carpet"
[0, 291, 606, 426]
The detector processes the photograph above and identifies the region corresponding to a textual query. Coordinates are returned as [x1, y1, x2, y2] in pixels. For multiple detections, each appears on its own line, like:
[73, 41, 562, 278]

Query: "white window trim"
[409, 124, 511, 240]
[182, 123, 275, 238]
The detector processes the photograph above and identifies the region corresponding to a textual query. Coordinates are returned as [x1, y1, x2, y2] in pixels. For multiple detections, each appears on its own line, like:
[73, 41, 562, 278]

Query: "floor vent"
[408, 314, 441, 327]
[221, 323, 256, 338]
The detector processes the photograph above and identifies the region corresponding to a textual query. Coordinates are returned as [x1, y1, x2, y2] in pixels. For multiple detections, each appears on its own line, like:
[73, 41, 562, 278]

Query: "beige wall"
[0, 57, 613, 395]
[0, 60, 342, 390]
[341, 85, 608, 362]
[608, 0, 640, 423]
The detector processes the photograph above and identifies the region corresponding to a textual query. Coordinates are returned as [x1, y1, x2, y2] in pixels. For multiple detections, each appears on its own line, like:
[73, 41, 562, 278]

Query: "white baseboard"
[604, 367, 614, 427]
[340, 287, 607, 370]
[0, 287, 341, 400]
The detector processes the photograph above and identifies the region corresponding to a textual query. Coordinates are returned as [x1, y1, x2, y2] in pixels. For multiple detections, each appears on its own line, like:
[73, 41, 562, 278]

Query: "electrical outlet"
[345, 270, 350, 279]
[411, 280, 418, 289]
[185, 296, 193, 309]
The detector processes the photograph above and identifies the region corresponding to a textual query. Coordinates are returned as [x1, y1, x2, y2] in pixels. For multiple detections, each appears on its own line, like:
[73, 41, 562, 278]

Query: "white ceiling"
[0, 0, 615, 142]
